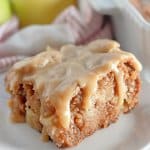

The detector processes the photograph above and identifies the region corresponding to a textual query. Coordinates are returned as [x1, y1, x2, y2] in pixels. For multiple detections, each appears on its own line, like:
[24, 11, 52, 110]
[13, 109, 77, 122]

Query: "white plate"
[0, 73, 150, 150]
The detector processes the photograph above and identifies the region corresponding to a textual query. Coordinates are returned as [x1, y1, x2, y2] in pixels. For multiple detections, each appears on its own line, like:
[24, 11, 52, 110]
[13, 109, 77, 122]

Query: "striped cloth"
[0, 56, 26, 73]
[0, 1, 112, 72]
[0, 16, 18, 42]
[54, 2, 112, 44]
[0, 16, 20, 72]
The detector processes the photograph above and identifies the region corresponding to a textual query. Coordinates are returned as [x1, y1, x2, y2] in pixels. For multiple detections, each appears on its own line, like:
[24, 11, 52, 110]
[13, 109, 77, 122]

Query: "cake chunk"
[5, 39, 142, 148]
[131, 0, 150, 22]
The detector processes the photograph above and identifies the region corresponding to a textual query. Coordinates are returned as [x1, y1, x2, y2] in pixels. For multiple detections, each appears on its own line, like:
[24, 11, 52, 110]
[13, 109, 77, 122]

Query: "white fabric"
[0, 24, 75, 57]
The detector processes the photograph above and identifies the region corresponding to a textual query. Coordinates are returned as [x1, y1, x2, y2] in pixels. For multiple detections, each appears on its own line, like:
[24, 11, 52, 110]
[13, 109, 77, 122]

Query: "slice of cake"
[5, 39, 142, 148]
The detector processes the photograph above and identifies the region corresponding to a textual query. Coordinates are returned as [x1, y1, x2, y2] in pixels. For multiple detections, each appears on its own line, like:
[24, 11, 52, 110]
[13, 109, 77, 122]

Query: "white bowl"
[89, 0, 150, 81]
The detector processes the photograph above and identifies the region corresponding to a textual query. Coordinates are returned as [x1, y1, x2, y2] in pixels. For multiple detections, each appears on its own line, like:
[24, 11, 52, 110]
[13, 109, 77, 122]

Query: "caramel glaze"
[6, 39, 142, 129]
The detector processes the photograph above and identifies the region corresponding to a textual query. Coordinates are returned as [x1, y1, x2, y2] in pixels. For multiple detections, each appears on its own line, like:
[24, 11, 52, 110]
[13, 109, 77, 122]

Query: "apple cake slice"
[5, 39, 142, 148]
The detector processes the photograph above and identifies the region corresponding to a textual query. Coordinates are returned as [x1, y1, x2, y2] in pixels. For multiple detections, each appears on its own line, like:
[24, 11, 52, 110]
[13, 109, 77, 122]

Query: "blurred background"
[0, 0, 150, 76]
